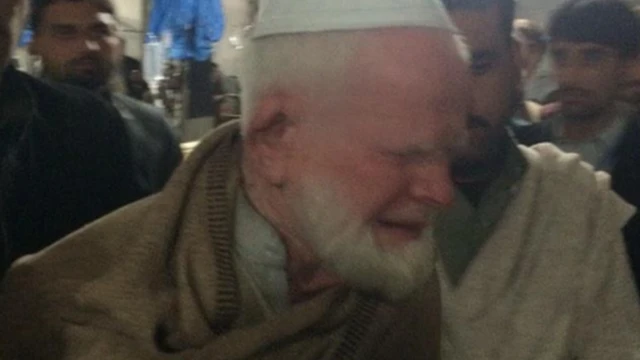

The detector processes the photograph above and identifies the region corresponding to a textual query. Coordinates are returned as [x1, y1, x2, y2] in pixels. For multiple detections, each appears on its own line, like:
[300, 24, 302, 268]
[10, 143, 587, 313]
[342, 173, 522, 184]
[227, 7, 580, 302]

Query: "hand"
[0, 0, 25, 72]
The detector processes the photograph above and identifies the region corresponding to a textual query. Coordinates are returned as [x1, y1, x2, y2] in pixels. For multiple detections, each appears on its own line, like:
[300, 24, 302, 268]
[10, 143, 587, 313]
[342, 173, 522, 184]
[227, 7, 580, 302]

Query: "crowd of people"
[0, 0, 637, 359]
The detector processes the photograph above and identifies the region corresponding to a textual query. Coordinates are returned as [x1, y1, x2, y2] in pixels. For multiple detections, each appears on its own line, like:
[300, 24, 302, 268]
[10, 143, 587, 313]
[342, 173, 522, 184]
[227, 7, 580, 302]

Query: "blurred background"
[520, 0, 640, 24]
[12, 0, 640, 142]
[20, 0, 639, 83]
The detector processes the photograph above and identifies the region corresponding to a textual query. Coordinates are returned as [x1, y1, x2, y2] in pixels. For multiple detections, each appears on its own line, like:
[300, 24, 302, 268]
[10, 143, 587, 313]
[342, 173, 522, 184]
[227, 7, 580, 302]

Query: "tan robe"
[0, 121, 440, 360]
[439, 144, 640, 359]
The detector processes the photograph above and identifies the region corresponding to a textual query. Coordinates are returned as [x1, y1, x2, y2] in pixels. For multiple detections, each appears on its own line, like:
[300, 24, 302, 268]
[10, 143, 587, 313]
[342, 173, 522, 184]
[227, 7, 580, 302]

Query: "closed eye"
[386, 147, 443, 165]
[470, 51, 498, 76]
[470, 60, 493, 76]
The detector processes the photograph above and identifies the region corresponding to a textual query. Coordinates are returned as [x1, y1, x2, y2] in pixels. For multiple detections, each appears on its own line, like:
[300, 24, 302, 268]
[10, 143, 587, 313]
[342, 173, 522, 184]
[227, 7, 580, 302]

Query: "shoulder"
[17, 71, 115, 117]
[5, 71, 130, 154]
[0, 195, 174, 358]
[5, 121, 242, 285]
[10, 71, 124, 138]
[112, 93, 178, 143]
[8, 195, 161, 279]
[1, 194, 164, 315]
[520, 142, 605, 191]
[113, 93, 164, 122]
[519, 143, 635, 228]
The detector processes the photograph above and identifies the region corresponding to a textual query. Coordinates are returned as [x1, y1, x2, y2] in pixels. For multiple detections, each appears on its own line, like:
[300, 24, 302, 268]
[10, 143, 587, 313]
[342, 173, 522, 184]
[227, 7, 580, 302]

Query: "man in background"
[517, 0, 640, 296]
[29, 0, 182, 192]
[438, 0, 640, 358]
[126, 68, 152, 103]
[618, 6, 640, 109]
[0, 0, 175, 276]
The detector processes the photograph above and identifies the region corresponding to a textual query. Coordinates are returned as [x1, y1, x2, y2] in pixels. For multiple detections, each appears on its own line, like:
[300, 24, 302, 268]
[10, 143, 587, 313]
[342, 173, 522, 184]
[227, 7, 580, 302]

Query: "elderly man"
[437, 0, 640, 358]
[0, 0, 469, 359]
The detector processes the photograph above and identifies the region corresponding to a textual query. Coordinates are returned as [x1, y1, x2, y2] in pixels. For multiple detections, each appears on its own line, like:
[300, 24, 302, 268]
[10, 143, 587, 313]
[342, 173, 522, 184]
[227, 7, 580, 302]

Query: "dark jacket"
[111, 93, 182, 193]
[514, 116, 640, 296]
[0, 67, 181, 276]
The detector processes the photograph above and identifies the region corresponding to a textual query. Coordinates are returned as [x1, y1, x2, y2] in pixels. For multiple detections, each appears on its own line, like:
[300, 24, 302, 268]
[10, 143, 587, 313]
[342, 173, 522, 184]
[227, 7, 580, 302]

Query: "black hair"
[548, 0, 640, 58]
[30, 0, 116, 33]
[441, 0, 516, 43]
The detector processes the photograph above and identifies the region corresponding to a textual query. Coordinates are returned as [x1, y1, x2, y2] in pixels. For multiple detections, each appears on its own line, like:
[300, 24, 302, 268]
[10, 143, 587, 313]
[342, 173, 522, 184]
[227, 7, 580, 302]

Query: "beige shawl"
[0, 121, 440, 360]
[439, 143, 640, 360]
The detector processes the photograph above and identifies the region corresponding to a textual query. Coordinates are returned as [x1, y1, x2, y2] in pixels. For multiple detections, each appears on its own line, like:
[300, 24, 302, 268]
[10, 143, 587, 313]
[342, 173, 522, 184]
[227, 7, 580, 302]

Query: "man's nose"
[407, 160, 455, 208]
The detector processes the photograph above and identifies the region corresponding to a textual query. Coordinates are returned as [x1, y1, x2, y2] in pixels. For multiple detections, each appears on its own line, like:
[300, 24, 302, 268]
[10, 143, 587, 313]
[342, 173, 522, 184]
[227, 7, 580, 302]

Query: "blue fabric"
[147, 0, 225, 61]
[18, 29, 33, 48]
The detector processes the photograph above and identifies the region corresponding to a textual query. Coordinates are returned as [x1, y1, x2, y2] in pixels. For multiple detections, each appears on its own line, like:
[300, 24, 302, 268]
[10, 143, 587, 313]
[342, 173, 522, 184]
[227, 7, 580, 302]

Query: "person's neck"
[42, 74, 110, 98]
[283, 237, 344, 304]
[563, 105, 618, 141]
[453, 130, 510, 183]
[242, 181, 344, 305]
[452, 130, 511, 206]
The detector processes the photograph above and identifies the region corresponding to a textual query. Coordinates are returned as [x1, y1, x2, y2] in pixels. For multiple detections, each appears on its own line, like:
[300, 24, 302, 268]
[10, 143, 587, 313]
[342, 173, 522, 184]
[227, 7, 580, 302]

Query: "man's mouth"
[376, 219, 428, 240]
[69, 58, 101, 72]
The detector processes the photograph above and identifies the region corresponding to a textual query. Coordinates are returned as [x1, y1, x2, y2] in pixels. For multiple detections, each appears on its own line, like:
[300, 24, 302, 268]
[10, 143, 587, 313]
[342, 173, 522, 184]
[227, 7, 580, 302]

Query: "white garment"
[439, 143, 640, 360]
[234, 191, 290, 313]
[253, 0, 457, 39]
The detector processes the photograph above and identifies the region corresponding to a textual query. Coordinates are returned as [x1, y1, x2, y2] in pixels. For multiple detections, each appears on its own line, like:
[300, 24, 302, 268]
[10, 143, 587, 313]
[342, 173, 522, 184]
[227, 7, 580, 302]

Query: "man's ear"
[243, 94, 298, 186]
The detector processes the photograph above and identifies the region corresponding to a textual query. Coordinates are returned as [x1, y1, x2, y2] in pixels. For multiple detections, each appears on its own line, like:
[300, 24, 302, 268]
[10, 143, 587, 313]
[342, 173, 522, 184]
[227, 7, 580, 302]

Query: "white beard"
[287, 178, 436, 302]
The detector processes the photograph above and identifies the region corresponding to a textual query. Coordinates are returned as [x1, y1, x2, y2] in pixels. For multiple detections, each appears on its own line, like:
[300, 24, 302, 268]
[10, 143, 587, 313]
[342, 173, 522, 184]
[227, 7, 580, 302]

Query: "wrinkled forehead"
[347, 29, 469, 100]
[331, 30, 470, 149]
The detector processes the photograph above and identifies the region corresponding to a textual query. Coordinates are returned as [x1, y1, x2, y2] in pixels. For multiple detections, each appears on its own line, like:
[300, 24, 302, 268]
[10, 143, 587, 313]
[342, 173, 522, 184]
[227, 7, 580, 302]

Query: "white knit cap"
[252, 0, 458, 39]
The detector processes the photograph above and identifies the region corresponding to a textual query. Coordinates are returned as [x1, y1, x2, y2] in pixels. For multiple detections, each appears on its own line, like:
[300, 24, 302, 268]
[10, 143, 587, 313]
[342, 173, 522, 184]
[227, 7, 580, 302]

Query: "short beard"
[42, 58, 113, 92]
[62, 74, 107, 91]
[451, 124, 510, 182]
[287, 178, 435, 302]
